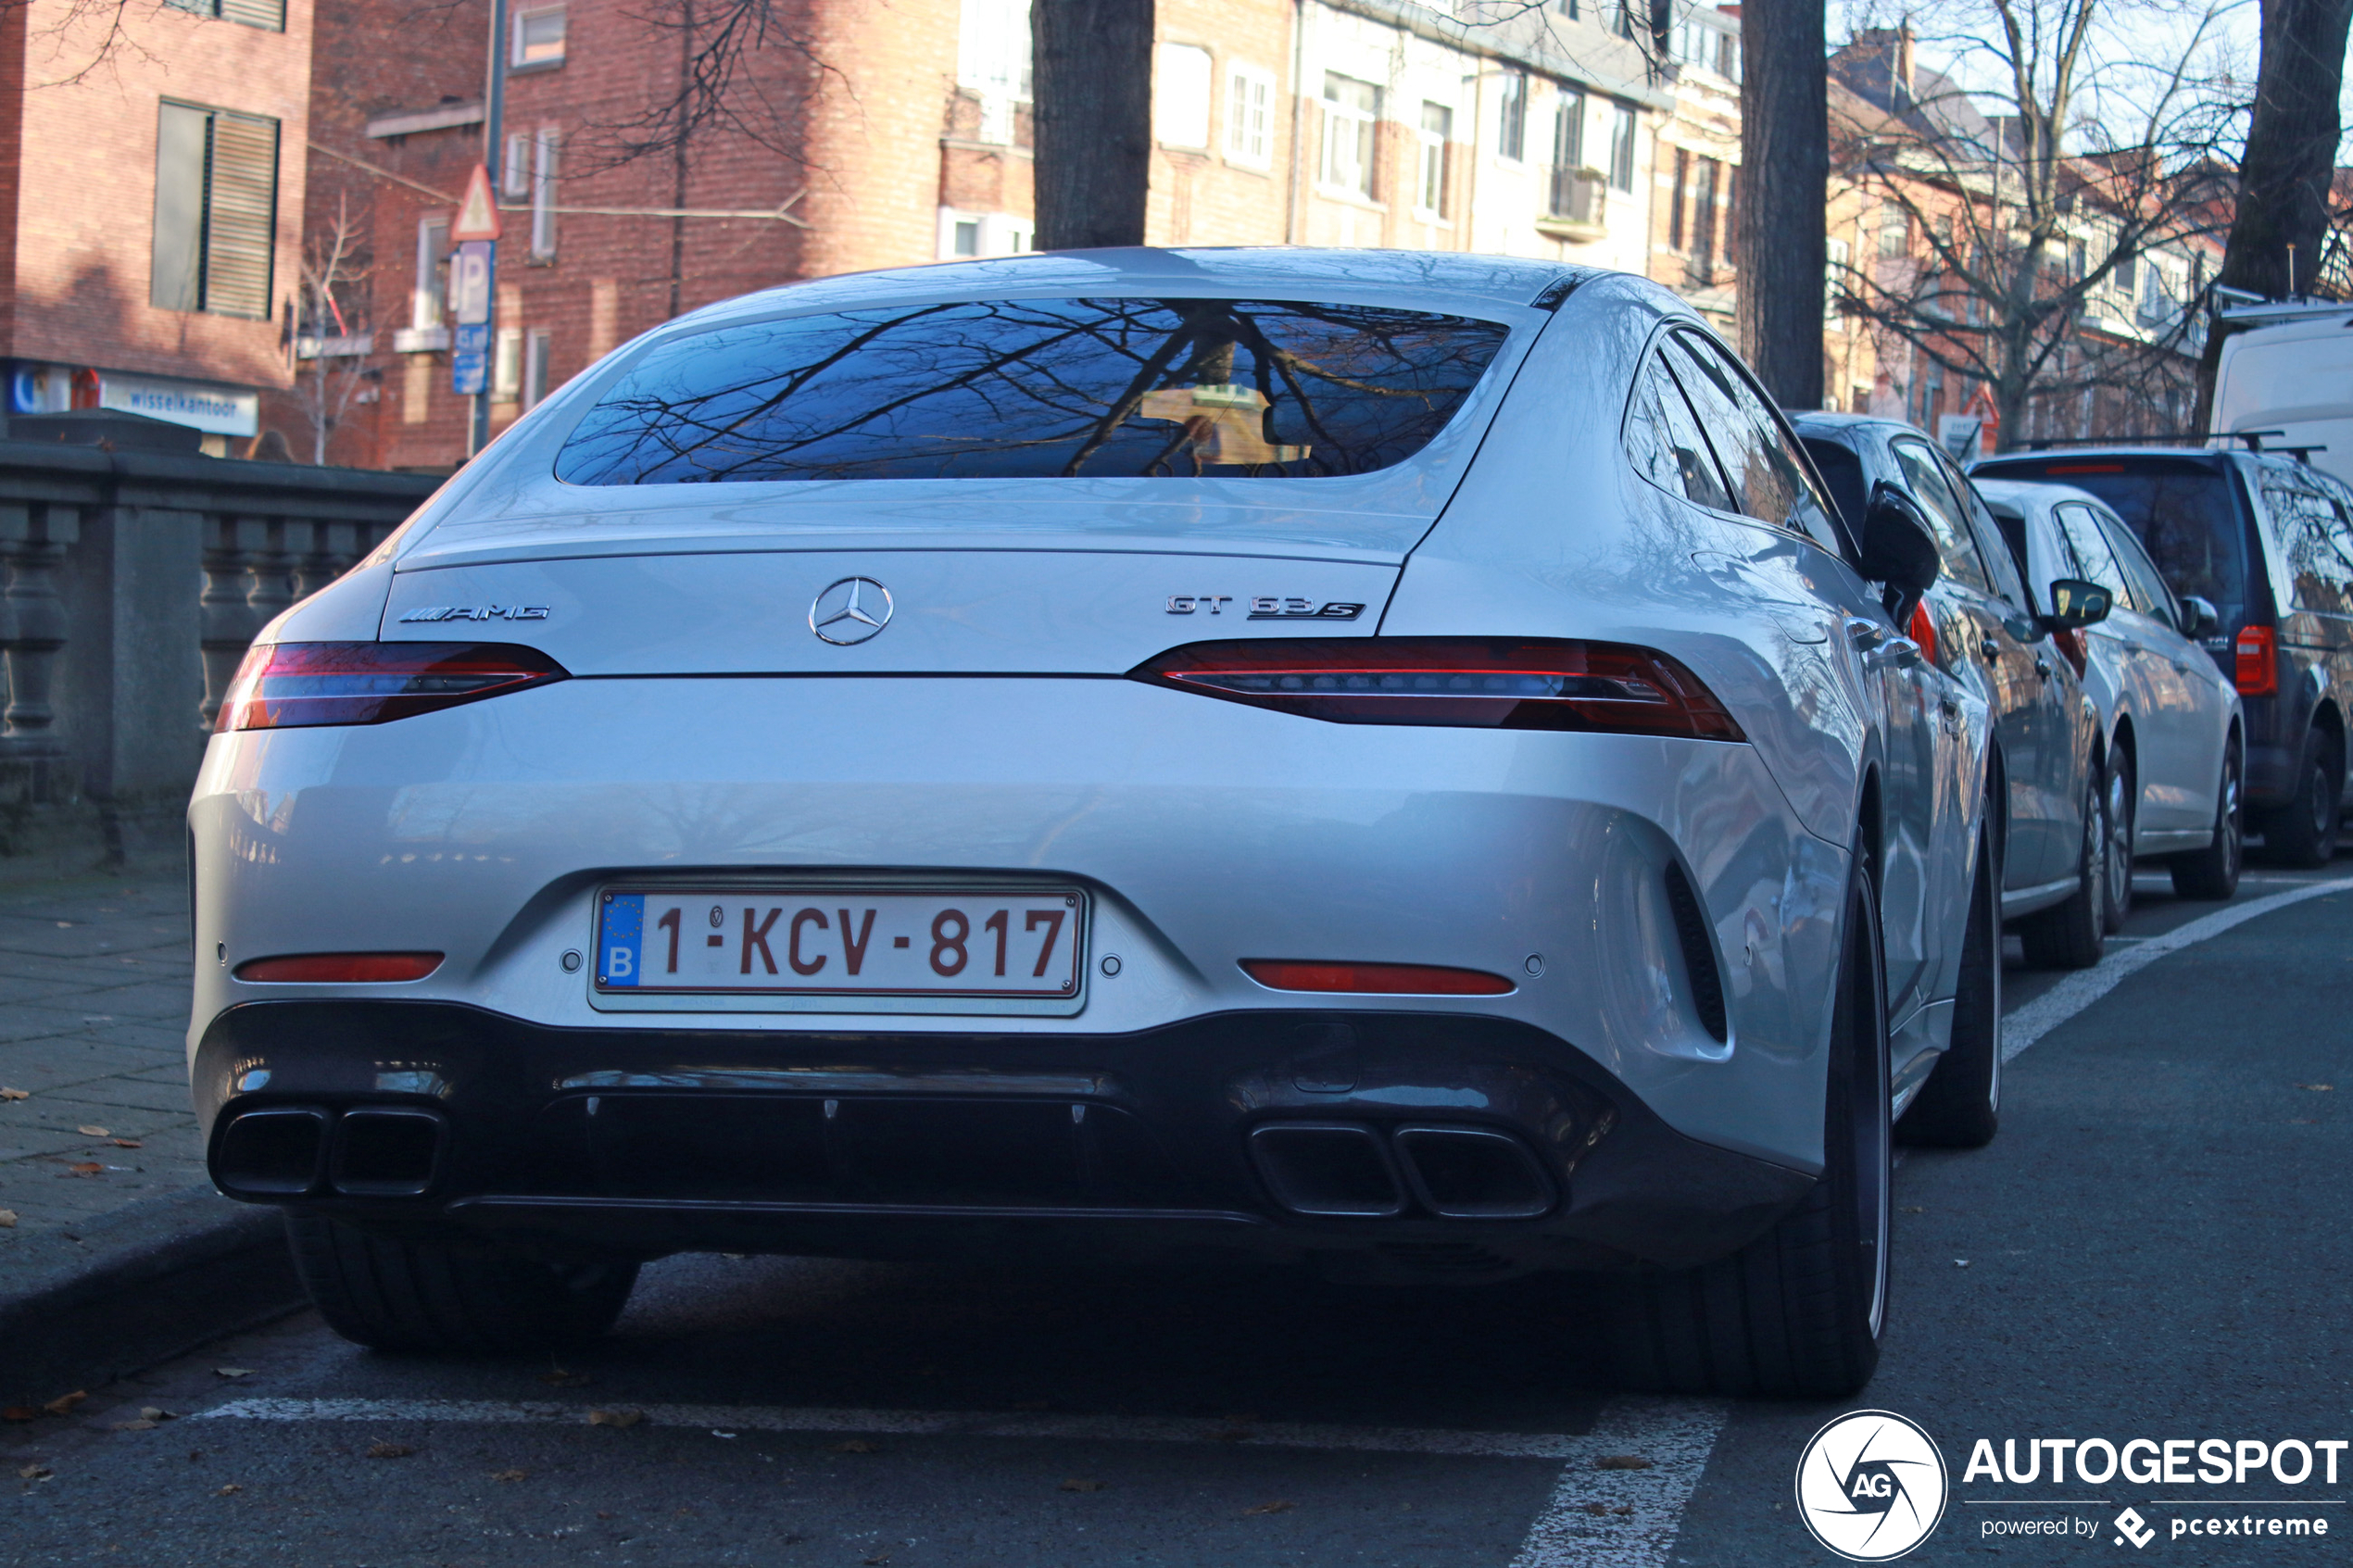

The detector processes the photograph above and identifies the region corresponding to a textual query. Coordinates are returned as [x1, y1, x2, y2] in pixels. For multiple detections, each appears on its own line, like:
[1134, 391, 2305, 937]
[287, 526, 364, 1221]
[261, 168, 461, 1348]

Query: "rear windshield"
[1974, 458, 2248, 624]
[554, 297, 1512, 484]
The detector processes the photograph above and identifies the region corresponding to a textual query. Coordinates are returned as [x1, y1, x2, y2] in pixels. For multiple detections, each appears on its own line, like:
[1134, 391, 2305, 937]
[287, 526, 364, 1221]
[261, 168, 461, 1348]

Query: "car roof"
[1973, 445, 2237, 470]
[665, 247, 1596, 329]
[1968, 475, 2108, 518]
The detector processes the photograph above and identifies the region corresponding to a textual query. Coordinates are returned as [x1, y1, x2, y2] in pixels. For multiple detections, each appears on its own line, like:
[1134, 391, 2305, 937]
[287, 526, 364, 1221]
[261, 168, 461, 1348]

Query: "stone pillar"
[0, 504, 80, 767]
[199, 515, 268, 732]
[289, 520, 360, 600]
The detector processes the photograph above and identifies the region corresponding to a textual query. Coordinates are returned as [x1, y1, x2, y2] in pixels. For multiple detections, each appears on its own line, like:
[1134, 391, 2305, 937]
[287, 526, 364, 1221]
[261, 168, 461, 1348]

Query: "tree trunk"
[1031, 0, 1154, 250]
[1735, 0, 1828, 408]
[2193, 0, 2353, 427]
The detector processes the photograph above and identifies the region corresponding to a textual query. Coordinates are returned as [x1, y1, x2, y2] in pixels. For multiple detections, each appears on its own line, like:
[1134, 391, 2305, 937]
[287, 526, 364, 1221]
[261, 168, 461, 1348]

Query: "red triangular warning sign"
[451, 164, 502, 242]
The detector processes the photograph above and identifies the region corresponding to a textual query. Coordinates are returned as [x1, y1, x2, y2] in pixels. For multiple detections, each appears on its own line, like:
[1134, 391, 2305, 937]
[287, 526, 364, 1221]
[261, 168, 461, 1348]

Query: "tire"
[2172, 743, 2244, 900]
[2259, 728, 2341, 868]
[286, 1213, 640, 1354]
[2100, 750, 2134, 934]
[1899, 815, 2000, 1148]
[2019, 771, 2106, 970]
[1589, 851, 1891, 1398]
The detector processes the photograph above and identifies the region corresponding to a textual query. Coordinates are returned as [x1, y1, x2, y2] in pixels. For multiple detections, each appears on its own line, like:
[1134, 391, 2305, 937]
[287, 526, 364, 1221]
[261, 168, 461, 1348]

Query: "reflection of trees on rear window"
[2020, 469, 2246, 621]
[554, 297, 1510, 483]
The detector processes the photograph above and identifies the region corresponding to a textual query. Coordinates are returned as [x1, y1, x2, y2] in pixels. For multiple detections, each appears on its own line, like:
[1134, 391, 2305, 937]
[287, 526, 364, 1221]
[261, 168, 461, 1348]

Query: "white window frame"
[493, 325, 522, 401]
[1154, 43, 1213, 150]
[1605, 102, 1637, 193]
[1224, 62, 1275, 169]
[529, 128, 559, 259]
[411, 217, 449, 332]
[510, 5, 565, 69]
[522, 327, 552, 410]
[501, 131, 529, 198]
[1319, 72, 1380, 201]
[934, 207, 1032, 261]
[1415, 101, 1453, 217]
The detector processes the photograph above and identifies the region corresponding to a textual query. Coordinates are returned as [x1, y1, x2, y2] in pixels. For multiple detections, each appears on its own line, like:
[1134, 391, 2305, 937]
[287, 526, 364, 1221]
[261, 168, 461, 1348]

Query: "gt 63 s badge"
[1795, 1410, 1949, 1562]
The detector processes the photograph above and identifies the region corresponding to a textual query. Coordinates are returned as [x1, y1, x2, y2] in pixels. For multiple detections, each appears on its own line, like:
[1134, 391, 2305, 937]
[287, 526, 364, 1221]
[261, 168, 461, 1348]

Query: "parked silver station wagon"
[190, 249, 1996, 1396]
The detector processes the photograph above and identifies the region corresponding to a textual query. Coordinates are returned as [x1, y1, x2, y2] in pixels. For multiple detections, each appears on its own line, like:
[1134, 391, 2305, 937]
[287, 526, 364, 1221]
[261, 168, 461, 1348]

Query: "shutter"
[217, 0, 285, 29]
[151, 103, 208, 311]
[202, 110, 278, 320]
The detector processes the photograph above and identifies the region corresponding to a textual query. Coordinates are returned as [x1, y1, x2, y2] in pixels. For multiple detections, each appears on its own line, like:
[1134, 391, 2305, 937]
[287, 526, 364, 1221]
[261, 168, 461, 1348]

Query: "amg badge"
[398, 605, 550, 622]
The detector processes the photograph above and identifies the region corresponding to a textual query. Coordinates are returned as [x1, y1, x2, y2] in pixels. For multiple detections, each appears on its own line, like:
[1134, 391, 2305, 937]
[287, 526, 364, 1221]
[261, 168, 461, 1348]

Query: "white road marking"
[195, 1393, 1729, 1564]
[2003, 876, 2353, 1062]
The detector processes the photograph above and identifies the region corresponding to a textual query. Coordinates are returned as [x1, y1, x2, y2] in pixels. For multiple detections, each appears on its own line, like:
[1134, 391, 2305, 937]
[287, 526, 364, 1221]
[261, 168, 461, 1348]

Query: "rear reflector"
[1134, 638, 1743, 739]
[217, 642, 568, 732]
[2234, 624, 2278, 696]
[1241, 960, 1515, 996]
[234, 952, 444, 984]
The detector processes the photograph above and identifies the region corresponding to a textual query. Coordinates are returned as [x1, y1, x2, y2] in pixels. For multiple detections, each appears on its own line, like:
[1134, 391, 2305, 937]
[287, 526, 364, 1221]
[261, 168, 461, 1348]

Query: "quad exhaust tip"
[1246, 1121, 1554, 1221]
[214, 1104, 447, 1200]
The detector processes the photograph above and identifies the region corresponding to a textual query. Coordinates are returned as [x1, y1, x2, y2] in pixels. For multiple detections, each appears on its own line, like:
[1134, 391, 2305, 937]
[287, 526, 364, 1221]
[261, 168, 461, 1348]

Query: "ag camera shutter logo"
[1795, 1410, 1950, 1561]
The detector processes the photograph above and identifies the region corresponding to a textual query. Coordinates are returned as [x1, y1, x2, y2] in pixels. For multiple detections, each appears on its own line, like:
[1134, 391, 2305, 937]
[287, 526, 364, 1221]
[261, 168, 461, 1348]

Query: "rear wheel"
[1899, 814, 2000, 1148]
[1590, 851, 1891, 1398]
[2172, 743, 2244, 899]
[2020, 771, 2106, 970]
[2101, 751, 2135, 933]
[286, 1214, 640, 1354]
[2259, 729, 2341, 868]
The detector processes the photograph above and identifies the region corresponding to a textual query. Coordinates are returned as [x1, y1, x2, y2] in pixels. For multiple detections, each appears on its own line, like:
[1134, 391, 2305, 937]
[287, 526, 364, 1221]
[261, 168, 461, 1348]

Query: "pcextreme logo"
[1795, 1410, 1951, 1562]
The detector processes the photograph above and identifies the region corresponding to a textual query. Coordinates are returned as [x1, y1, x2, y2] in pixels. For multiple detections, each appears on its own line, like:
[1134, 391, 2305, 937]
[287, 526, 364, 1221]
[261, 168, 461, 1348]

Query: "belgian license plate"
[595, 888, 1086, 1000]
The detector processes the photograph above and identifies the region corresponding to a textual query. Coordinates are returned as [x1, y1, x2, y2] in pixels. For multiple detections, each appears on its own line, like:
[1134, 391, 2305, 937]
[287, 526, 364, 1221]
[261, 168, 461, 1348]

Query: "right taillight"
[2234, 624, 2278, 696]
[1132, 638, 1745, 740]
[216, 642, 569, 732]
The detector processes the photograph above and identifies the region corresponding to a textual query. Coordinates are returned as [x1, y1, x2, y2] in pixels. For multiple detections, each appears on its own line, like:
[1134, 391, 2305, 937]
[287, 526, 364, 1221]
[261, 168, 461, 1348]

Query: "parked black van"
[1971, 446, 2353, 864]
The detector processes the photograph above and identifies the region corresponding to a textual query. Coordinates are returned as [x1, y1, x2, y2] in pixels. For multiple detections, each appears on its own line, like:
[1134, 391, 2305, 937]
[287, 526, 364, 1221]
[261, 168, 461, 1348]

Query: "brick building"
[283, 0, 1690, 470]
[0, 0, 313, 455]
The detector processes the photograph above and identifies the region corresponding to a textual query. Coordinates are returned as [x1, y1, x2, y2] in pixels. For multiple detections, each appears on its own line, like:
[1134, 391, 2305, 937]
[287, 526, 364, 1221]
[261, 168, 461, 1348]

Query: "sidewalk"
[0, 872, 300, 1401]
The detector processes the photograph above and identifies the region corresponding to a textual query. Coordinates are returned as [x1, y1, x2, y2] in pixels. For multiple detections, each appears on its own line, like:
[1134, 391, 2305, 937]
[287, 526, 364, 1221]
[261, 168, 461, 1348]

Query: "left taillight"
[1131, 638, 1744, 740]
[216, 642, 569, 733]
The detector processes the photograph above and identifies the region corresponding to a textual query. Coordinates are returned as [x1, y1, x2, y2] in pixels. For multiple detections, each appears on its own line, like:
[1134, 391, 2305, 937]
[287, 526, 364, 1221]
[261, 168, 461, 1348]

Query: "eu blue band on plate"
[598, 892, 645, 987]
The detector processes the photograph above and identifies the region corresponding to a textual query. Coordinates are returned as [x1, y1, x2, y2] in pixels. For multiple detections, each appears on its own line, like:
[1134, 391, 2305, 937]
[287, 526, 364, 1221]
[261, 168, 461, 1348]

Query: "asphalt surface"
[4, 866, 2348, 1567]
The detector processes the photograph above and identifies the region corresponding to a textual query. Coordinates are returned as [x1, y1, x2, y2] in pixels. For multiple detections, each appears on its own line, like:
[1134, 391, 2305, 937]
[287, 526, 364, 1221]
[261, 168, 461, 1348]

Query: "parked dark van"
[1971, 446, 2353, 864]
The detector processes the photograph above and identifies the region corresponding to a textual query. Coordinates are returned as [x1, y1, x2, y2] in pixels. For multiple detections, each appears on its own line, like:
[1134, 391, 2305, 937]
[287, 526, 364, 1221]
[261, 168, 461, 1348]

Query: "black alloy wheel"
[2260, 728, 2342, 868]
[2020, 771, 2107, 970]
[2102, 750, 2135, 933]
[1900, 809, 2001, 1148]
[1590, 844, 1892, 1397]
[2172, 743, 2245, 899]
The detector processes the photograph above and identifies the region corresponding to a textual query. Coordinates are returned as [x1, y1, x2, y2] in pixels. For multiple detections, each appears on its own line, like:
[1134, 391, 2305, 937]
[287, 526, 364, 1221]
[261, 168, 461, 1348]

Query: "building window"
[1497, 70, 1528, 162]
[1547, 87, 1587, 219]
[1320, 72, 1379, 199]
[1668, 146, 1688, 250]
[1606, 103, 1636, 193]
[165, 0, 283, 31]
[951, 219, 980, 257]
[1687, 157, 1720, 285]
[1826, 236, 1852, 321]
[1154, 44, 1213, 149]
[1226, 63, 1274, 168]
[510, 5, 565, 69]
[151, 101, 278, 320]
[502, 132, 530, 198]
[412, 218, 450, 331]
[523, 329, 553, 410]
[957, 0, 1032, 145]
[1879, 201, 1908, 258]
[1417, 102, 1453, 214]
[494, 327, 522, 402]
[936, 207, 1032, 260]
[530, 129, 559, 259]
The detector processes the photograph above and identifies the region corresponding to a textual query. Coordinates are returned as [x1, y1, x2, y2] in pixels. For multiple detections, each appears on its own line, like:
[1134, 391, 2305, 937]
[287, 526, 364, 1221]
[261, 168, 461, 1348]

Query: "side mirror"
[2179, 595, 2220, 637]
[1856, 481, 1942, 620]
[2044, 577, 2113, 631]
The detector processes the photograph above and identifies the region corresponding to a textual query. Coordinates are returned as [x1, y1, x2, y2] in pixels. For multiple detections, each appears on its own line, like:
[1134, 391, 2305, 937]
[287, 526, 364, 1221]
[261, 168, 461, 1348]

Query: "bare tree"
[1739, 0, 1830, 407]
[1829, 1, 2237, 446]
[293, 195, 374, 467]
[1031, 0, 1153, 249]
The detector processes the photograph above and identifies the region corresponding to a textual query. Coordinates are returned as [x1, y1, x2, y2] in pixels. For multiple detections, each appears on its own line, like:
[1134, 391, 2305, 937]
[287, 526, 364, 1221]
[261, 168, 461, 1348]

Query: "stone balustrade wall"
[0, 442, 442, 872]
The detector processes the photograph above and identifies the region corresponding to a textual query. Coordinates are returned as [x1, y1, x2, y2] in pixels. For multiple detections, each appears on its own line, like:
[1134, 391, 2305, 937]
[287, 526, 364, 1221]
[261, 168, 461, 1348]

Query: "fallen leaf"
[0, 1087, 29, 1100]
[365, 1442, 412, 1459]
[76, 1125, 108, 1138]
[540, 1367, 589, 1387]
[490, 1468, 528, 1483]
[1, 1408, 36, 1423]
[595, 1511, 613, 1520]
[862, 1555, 891, 1567]
[1596, 1454, 1654, 1471]
[1243, 1499, 1295, 1516]
[1613, 1504, 1634, 1516]
[0, 1211, 15, 1229]
[44, 1391, 85, 1416]
[1059, 1477, 1104, 1493]
[212, 1368, 255, 1380]
[2301, 1084, 2334, 1091]
[586, 1409, 642, 1428]
[140, 1409, 176, 1423]
[1584, 1501, 1611, 1515]
[832, 1438, 877, 1453]
[19, 1464, 52, 1481]
[64, 1161, 103, 1176]
[111, 1420, 157, 1433]
[215, 1484, 241, 1496]
[110, 1139, 141, 1149]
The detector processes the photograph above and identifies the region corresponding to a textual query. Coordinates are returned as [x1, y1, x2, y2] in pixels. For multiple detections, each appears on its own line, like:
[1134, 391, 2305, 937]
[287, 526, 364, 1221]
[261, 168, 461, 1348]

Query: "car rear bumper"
[194, 1000, 1813, 1280]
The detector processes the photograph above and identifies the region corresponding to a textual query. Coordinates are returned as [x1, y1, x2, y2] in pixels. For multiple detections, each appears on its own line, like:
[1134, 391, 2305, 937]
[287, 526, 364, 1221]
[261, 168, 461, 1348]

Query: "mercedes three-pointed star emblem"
[809, 576, 894, 645]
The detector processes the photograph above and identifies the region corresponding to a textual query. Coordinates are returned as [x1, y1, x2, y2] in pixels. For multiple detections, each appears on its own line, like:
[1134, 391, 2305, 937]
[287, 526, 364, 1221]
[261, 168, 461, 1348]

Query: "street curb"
[0, 1185, 303, 1404]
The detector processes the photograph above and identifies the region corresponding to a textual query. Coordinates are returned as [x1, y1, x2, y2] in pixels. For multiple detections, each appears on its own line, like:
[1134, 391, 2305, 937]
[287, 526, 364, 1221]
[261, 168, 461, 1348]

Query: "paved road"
[4, 867, 2347, 1567]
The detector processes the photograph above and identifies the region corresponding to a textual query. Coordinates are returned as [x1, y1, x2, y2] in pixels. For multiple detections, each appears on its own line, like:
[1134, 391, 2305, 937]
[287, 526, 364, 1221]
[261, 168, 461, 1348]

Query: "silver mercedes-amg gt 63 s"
[190, 249, 1994, 1396]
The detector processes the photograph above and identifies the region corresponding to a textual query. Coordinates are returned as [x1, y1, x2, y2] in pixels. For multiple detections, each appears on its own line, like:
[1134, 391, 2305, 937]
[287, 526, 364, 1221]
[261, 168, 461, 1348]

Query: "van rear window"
[1976, 458, 2247, 624]
[554, 297, 1511, 484]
